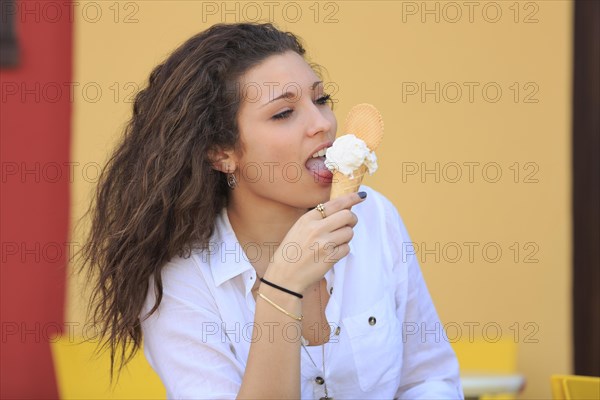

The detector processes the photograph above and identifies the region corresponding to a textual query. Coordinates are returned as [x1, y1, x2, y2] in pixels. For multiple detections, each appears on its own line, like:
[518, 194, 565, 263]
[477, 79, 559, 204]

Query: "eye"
[272, 109, 292, 120]
[315, 94, 332, 106]
[271, 93, 332, 121]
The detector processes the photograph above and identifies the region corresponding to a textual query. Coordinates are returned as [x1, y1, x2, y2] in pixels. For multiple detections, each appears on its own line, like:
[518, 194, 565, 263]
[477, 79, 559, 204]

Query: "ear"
[208, 146, 238, 173]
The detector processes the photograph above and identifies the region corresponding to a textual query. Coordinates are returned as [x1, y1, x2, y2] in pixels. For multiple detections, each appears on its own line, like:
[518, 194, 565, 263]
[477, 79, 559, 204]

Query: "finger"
[312, 191, 366, 220]
[326, 226, 354, 246]
[321, 209, 358, 231]
[327, 191, 367, 213]
[311, 230, 353, 255]
[325, 243, 350, 263]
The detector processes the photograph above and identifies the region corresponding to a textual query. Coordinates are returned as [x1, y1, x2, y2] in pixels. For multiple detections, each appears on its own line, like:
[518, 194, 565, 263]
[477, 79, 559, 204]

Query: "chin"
[312, 186, 332, 205]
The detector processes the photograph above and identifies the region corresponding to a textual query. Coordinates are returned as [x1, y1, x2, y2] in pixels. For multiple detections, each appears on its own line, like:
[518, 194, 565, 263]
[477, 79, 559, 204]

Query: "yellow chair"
[551, 374, 600, 400]
[451, 338, 524, 400]
[51, 337, 166, 399]
[452, 338, 518, 374]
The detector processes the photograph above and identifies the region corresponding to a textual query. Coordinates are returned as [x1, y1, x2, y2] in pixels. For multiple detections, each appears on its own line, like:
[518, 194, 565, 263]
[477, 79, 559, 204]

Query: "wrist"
[260, 276, 303, 299]
[262, 268, 306, 297]
[257, 283, 302, 311]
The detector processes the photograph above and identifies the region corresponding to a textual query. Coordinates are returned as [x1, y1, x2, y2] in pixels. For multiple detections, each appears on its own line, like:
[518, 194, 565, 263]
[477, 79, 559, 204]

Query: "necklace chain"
[257, 277, 332, 399]
[300, 280, 332, 400]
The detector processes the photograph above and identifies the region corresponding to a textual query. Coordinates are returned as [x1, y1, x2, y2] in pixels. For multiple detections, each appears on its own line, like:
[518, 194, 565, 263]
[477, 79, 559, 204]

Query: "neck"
[226, 190, 307, 278]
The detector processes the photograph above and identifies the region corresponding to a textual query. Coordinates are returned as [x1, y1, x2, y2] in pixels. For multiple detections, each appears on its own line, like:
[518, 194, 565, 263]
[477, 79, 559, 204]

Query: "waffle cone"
[344, 103, 384, 151]
[329, 103, 384, 200]
[330, 165, 369, 200]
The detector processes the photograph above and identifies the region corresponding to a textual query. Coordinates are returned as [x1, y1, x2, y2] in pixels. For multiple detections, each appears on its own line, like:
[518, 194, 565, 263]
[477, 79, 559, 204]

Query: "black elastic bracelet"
[259, 277, 303, 299]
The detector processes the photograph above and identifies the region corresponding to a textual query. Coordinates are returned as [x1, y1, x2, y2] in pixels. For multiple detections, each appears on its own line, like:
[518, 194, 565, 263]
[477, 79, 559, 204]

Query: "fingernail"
[358, 191, 367, 199]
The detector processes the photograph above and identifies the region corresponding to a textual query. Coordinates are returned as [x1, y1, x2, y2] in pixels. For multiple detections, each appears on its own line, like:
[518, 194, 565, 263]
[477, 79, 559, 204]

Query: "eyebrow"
[259, 81, 323, 109]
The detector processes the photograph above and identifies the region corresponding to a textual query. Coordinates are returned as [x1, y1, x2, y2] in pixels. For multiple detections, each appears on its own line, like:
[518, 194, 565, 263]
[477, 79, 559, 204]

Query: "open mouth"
[305, 146, 333, 183]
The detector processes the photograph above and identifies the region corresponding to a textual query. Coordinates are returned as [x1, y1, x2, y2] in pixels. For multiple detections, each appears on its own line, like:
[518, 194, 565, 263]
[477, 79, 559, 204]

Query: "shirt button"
[329, 286, 334, 295]
[368, 316, 376, 325]
[334, 326, 341, 335]
[315, 376, 325, 385]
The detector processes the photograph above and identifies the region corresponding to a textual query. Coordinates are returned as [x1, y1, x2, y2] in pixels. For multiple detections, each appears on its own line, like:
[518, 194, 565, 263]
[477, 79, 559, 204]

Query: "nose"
[305, 102, 333, 137]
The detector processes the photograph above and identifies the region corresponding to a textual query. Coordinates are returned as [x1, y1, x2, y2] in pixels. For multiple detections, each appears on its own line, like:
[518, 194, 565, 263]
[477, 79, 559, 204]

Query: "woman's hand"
[263, 191, 367, 294]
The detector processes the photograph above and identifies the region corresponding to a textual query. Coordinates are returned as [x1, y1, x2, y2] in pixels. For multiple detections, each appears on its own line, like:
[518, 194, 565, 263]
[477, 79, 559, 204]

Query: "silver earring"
[227, 172, 237, 189]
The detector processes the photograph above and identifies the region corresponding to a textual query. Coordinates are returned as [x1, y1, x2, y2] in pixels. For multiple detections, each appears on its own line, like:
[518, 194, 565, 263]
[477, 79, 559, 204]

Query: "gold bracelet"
[257, 291, 303, 321]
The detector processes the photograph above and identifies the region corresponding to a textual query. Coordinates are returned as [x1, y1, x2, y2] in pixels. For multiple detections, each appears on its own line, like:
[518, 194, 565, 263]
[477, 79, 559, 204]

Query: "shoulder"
[351, 185, 416, 279]
[355, 185, 400, 215]
[140, 250, 216, 320]
[159, 251, 208, 291]
[353, 185, 407, 238]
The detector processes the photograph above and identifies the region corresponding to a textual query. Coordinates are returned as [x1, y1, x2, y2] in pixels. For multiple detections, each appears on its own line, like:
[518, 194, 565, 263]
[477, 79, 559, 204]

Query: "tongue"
[305, 157, 333, 179]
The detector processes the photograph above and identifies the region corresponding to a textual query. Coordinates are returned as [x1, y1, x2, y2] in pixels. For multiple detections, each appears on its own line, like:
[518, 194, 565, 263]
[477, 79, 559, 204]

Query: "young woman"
[79, 22, 463, 399]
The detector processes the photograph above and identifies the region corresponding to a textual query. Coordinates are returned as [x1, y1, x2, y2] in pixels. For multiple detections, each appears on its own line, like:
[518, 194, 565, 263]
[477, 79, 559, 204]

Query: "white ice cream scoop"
[326, 103, 385, 200]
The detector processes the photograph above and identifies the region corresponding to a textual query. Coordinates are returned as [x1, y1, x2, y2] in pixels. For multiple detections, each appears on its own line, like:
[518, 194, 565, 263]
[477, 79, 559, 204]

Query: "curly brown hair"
[75, 22, 317, 384]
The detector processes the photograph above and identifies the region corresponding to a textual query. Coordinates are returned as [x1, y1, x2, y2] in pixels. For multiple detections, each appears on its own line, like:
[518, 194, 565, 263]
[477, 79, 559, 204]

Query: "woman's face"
[231, 50, 337, 209]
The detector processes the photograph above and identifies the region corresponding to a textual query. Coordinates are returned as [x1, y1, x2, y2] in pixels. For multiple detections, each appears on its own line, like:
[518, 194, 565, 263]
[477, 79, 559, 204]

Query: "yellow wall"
[69, 2, 572, 398]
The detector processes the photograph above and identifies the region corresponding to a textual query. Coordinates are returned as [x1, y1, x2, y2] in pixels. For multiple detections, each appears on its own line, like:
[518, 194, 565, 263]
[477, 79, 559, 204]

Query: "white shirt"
[140, 185, 464, 399]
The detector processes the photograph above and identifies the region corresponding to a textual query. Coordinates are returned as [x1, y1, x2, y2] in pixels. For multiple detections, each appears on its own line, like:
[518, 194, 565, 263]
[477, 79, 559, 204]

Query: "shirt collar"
[209, 207, 254, 287]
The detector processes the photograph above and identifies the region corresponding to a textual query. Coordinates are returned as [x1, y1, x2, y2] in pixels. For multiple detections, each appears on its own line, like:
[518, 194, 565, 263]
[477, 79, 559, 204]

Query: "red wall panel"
[1, 1, 72, 397]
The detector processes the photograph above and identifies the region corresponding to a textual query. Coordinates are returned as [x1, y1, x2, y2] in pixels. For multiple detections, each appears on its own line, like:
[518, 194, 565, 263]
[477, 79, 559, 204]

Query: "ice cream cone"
[330, 165, 369, 200]
[343, 104, 385, 151]
[329, 104, 384, 200]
